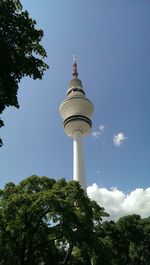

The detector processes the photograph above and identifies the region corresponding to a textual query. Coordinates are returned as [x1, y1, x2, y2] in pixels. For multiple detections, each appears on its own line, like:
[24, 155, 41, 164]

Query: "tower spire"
[72, 53, 78, 78]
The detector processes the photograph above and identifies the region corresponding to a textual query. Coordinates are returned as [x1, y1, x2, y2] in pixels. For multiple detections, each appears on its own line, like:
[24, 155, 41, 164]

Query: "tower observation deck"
[59, 56, 94, 191]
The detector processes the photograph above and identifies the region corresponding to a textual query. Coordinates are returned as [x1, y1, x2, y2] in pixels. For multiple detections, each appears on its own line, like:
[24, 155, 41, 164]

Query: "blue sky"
[1, 0, 150, 204]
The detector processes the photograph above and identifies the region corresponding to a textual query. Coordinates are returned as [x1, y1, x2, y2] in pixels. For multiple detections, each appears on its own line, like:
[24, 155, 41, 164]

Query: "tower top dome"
[68, 78, 83, 89]
[67, 55, 85, 96]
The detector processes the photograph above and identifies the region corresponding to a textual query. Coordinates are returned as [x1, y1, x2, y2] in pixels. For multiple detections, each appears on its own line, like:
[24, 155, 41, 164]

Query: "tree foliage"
[99, 215, 150, 265]
[0, 0, 49, 145]
[0, 176, 107, 265]
[0, 176, 150, 264]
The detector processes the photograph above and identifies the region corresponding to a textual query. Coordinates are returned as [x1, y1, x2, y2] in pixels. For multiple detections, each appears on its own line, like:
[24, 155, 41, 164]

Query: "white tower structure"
[59, 56, 94, 191]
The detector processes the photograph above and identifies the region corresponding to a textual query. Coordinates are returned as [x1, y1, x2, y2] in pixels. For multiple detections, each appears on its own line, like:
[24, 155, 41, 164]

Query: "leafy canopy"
[1, 175, 150, 264]
[0, 175, 107, 265]
[0, 0, 49, 146]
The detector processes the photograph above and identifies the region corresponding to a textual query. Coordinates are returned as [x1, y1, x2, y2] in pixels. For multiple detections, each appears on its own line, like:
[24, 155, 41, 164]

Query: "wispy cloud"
[92, 131, 101, 138]
[113, 132, 127, 147]
[92, 124, 105, 138]
[87, 184, 150, 220]
[99, 124, 105, 132]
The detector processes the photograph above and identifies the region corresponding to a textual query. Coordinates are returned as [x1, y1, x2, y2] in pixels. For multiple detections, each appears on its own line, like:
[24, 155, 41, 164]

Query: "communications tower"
[59, 56, 94, 191]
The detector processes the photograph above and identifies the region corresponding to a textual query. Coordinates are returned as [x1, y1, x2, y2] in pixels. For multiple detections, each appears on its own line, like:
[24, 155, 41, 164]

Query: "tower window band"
[67, 88, 85, 96]
[64, 115, 92, 128]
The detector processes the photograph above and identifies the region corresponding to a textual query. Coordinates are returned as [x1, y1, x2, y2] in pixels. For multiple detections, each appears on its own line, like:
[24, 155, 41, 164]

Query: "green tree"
[99, 214, 150, 265]
[0, 176, 108, 265]
[116, 215, 142, 264]
[129, 216, 150, 265]
[0, 0, 49, 146]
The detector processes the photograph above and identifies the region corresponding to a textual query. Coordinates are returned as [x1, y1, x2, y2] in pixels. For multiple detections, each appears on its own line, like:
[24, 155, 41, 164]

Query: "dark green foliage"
[0, 0, 49, 145]
[99, 215, 150, 265]
[1, 175, 150, 264]
[0, 176, 107, 265]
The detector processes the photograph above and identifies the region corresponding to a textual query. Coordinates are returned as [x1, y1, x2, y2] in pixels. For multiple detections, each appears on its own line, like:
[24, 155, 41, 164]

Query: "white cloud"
[92, 124, 105, 138]
[87, 184, 150, 220]
[113, 132, 127, 147]
[92, 131, 101, 138]
[99, 124, 105, 132]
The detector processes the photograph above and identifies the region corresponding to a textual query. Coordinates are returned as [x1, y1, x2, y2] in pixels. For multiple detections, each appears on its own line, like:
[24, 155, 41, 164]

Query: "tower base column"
[73, 130, 86, 191]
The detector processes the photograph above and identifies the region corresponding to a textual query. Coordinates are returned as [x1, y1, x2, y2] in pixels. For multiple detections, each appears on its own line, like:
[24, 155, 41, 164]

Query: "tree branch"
[61, 243, 74, 265]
